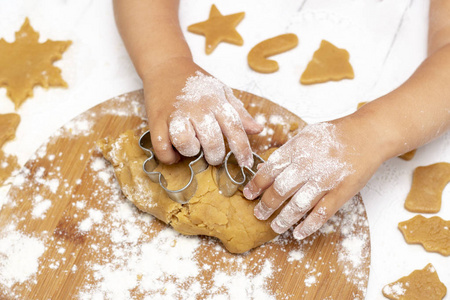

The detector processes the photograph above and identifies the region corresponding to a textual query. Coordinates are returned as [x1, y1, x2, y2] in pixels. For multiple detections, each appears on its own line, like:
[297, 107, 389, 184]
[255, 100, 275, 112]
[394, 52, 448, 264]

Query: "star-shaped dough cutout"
[0, 18, 72, 109]
[187, 5, 245, 55]
[300, 40, 354, 85]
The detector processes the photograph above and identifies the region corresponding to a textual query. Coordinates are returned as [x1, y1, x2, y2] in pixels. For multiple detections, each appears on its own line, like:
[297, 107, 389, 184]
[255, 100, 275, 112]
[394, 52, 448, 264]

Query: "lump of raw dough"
[404, 163, 450, 213]
[398, 215, 450, 256]
[0, 113, 21, 185]
[382, 263, 447, 300]
[0, 113, 20, 147]
[98, 130, 278, 253]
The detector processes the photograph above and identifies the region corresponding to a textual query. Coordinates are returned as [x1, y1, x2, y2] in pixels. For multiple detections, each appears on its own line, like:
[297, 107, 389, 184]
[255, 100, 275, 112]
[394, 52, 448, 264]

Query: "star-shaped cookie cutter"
[139, 131, 265, 204]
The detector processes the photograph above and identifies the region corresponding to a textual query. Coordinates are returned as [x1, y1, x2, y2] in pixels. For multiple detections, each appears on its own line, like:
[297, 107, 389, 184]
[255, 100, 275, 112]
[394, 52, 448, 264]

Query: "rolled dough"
[382, 263, 447, 300]
[98, 130, 278, 253]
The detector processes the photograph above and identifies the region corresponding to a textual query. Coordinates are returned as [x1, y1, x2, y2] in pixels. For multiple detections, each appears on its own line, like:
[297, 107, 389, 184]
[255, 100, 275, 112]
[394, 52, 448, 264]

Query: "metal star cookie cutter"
[216, 151, 265, 197]
[139, 130, 208, 204]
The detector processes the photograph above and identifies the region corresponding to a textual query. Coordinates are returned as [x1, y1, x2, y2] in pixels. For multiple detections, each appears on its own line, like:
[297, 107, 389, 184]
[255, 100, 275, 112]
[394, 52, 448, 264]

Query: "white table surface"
[0, 0, 449, 299]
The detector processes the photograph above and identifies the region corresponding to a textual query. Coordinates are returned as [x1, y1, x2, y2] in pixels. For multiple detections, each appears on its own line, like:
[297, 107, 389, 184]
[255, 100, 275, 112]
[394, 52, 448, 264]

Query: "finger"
[253, 164, 307, 220]
[214, 102, 253, 168]
[169, 115, 201, 157]
[271, 182, 325, 234]
[292, 191, 341, 240]
[192, 114, 225, 165]
[224, 88, 263, 135]
[243, 147, 291, 200]
[148, 121, 180, 165]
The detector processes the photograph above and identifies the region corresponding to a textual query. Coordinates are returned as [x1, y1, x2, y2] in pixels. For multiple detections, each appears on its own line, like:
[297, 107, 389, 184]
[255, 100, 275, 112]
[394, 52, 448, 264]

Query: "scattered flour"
[383, 282, 406, 297]
[0, 230, 45, 288]
[79, 209, 104, 232]
[31, 199, 52, 219]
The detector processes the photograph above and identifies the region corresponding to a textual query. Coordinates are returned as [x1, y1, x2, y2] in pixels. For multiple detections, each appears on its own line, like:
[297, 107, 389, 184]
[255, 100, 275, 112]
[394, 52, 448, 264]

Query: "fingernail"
[256, 163, 264, 170]
[243, 155, 254, 169]
[293, 229, 307, 240]
[271, 216, 291, 234]
[254, 202, 273, 220]
[243, 182, 256, 199]
[243, 186, 253, 199]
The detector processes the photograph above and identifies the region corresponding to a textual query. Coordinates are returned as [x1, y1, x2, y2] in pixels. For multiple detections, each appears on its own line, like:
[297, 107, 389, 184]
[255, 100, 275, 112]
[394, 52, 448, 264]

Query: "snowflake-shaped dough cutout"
[0, 18, 71, 109]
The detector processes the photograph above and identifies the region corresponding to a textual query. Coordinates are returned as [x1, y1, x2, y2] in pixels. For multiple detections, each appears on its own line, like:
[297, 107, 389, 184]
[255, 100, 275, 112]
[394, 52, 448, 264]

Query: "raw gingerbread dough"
[356, 102, 416, 160]
[98, 130, 278, 253]
[187, 5, 244, 55]
[382, 263, 447, 300]
[404, 163, 450, 213]
[0, 113, 20, 147]
[0, 18, 71, 109]
[0, 113, 21, 185]
[300, 40, 354, 85]
[0, 151, 19, 186]
[247, 33, 298, 73]
[398, 215, 450, 256]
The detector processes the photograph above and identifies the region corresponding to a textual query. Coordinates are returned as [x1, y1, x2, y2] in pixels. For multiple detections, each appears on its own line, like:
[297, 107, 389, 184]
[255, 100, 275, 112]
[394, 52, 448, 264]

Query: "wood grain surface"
[0, 90, 371, 299]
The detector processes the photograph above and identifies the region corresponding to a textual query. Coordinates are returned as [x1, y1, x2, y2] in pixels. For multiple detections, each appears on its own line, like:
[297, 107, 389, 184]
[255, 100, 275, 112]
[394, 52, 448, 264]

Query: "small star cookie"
[187, 5, 244, 55]
[382, 263, 447, 300]
[300, 40, 354, 85]
[0, 18, 72, 109]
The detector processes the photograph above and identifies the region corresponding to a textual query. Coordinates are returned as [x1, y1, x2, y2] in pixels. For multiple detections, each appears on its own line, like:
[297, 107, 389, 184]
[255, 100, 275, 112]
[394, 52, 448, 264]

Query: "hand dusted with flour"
[244, 120, 383, 240]
[169, 71, 261, 167]
[142, 59, 262, 168]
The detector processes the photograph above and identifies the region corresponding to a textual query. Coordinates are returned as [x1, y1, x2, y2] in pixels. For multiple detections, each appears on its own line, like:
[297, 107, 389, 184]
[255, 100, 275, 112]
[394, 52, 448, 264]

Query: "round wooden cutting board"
[0, 90, 370, 299]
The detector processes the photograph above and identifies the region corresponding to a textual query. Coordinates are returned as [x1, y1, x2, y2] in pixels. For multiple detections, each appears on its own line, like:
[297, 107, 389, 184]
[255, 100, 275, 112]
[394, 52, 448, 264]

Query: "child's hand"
[143, 57, 263, 167]
[243, 118, 385, 239]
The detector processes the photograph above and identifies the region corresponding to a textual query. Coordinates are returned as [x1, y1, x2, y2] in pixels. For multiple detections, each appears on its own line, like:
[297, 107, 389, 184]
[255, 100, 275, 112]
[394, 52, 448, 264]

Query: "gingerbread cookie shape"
[0, 113, 20, 147]
[0, 18, 71, 109]
[404, 163, 450, 213]
[398, 215, 450, 256]
[247, 33, 298, 73]
[382, 263, 447, 300]
[187, 5, 244, 55]
[300, 40, 354, 85]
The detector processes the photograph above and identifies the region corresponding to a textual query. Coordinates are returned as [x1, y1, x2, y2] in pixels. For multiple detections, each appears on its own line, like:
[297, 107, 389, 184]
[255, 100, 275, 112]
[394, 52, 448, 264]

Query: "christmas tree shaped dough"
[382, 263, 447, 300]
[300, 40, 354, 85]
[404, 163, 450, 213]
[0, 18, 71, 109]
[187, 5, 244, 55]
[398, 215, 450, 256]
[98, 130, 278, 253]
